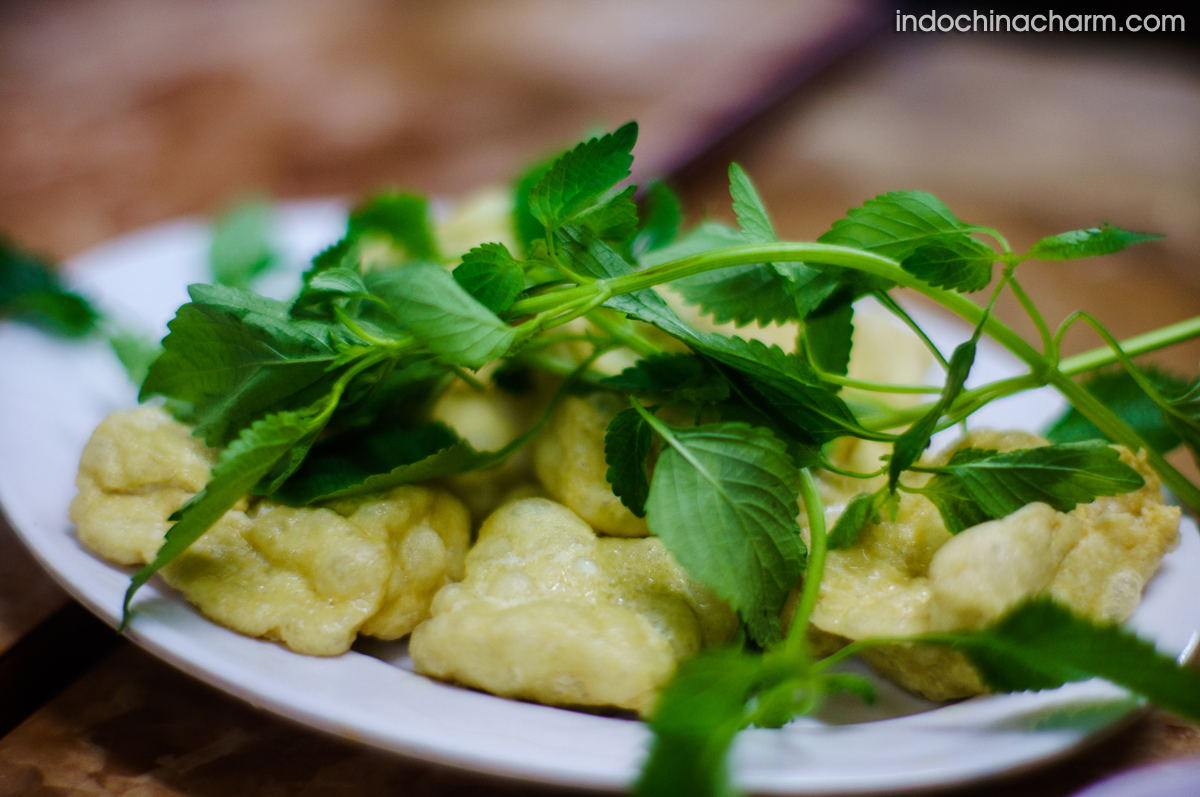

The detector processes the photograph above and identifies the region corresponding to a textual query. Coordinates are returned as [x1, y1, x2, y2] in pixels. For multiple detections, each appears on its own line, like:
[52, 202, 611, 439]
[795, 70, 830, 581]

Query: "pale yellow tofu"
[795, 431, 1180, 700]
[70, 406, 216, 564]
[72, 409, 471, 656]
[409, 498, 737, 714]
[534, 393, 650, 537]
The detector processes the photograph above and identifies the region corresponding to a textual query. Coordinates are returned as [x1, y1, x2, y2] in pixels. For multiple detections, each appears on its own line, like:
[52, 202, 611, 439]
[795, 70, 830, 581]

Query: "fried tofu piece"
[72, 409, 471, 656]
[70, 406, 217, 564]
[534, 393, 650, 537]
[796, 431, 1180, 700]
[409, 498, 737, 714]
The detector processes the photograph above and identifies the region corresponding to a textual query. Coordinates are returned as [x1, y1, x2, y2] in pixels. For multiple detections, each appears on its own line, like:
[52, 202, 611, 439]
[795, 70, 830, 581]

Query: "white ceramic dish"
[2, 201, 1198, 794]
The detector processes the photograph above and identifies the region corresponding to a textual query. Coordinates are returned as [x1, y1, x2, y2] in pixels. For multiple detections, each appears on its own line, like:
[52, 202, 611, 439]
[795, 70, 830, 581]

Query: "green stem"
[874, 291, 950, 370]
[586, 308, 664, 357]
[1008, 275, 1054, 358]
[786, 469, 827, 658]
[818, 372, 942, 395]
[1057, 316, 1200, 375]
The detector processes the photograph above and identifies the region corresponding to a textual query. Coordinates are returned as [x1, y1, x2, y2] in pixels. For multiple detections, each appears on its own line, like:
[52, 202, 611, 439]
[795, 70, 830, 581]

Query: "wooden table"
[2, 2, 1199, 794]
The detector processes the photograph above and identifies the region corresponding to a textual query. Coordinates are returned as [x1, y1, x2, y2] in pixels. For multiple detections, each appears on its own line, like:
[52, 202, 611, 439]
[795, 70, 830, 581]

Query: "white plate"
[2, 201, 1198, 794]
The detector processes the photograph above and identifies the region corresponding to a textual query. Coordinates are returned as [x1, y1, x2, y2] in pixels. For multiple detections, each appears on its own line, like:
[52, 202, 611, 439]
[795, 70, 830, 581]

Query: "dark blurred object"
[1072, 758, 1200, 796]
[0, 0, 878, 260]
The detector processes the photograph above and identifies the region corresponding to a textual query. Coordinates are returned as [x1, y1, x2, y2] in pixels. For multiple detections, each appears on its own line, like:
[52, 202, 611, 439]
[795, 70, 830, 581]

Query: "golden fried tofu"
[534, 393, 650, 537]
[795, 431, 1180, 701]
[72, 409, 471, 656]
[70, 406, 217, 564]
[409, 497, 737, 714]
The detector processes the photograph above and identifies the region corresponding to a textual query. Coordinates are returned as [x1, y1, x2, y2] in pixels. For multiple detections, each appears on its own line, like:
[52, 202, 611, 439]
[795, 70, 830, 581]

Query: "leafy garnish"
[452, 242, 525, 315]
[634, 182, 682, 254]
[209, 198, 278, 289]
[527, 122, 638, 233]
[601, 353, 729, 403]
[604, 407, 654, 517]
[577, 185, 639, 246]
[108, 331, 162, 388]
[1027, 224, 1163, 261]
[348, 192, 440, 261]
[888, 339, 976, 490]
[826, 490, 883, 550]
[900, 236, 996, 293]
[804, 298, 854, 377]
[0, 237, 98, 337]
[635, 647, 762, 797]
[918, 448, 995, 533]
[916, 441, 1145, 530]
[370, 263, 515, 368]
[1045, 366, 1189, 454]
[927, 598, 1200, 719]
[645, 419, 807, 645]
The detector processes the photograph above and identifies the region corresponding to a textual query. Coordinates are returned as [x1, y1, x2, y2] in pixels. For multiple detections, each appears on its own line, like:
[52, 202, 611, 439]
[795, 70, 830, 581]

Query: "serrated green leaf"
[576, 185, 639, 245]
[647, 422, 807, 645]
[804, 298, 854, 377]
[558, 226, 876, 446]
[1044, 366, 1189, 454]
[369, 263, 515, 368]
[820, 190, 973, 259]
[826, 491, 879, 549]
[0, 237, 99, 337]
[600, 353, 729, 403]
[451, 242, 525, 314]
[349, 192, 440, 261]
[728, 162, 776, 245]
[1028, 224, 1163, 261]
[901, 236, 996, 293]
[512, 157, 555, 254]
[123, 405, 324, 626]
[1164, 375, 1200, 467]
[635, 647, 762, 797]
[209, 198, 277, 289]
[920, 448, 997, 533]
[926, 598, 1200, 721]
[929, 440, 1145, 519]
[889, 339, 976, 490]
[639, 220, 745, 268]
[604, 408, 654, 517]
[291, 267, 374, 313]
[140, 285, 338, 446]
[527, 122, 637, 232]
[634, 182, 682, 254]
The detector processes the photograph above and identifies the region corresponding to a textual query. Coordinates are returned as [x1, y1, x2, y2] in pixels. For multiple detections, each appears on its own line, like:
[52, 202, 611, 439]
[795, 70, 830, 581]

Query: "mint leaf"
[108, 331, 161, 388]
[349, 192, 440, 261]
[141, 285, 338, 446]
[635, 647, 762, 797]
[920, 448, 998, 533]
[123, 406, 324, 625]
[927, 441, 1145, 521]
[528, 122, 638, 232]
[667, 167, 839, 327]
[292, 267, 374, 313]
[209, 198, 277, 289]
[557, 227, 877, 445]
[600, 353, 729, 403]
[634, 182, 682, 254]
[0, 237, 98, 337]
[901, 236, 995, 293]
[820, 190, 975, 260]
[889, 339, 976, 490]
[728, 162, 776, 245]
[576, 185, 639, 246]
[646, 422, 807, 645]
[1028, 224, 1163, 261]
[604, 408, 654, 518]
[827, 491, 880, 549]
[512, 157, 555, 254]
[369, 263, 515, 368]
[1045, 367, 1189, 454]
[452, 242, 525, 314]
[928, 598, 1200, 721]
[804, 298, 854, 377]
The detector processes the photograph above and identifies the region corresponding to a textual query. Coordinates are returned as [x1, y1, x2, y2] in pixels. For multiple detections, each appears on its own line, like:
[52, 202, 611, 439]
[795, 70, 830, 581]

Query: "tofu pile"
[71, 310, 1181, 713]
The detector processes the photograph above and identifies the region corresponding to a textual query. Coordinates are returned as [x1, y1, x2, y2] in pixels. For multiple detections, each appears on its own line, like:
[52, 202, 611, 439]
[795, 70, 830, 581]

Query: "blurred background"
[1, 1, 1198, 795]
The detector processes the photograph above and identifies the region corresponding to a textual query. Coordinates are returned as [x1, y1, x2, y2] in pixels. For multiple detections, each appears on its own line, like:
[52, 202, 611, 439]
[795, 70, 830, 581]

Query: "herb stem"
[873, 291, 950, 370]
[585, 308, 664, 357]
[786, 469, 827, 658]
[1007, 275, 1054, 358]
[817, 372, 942, 395]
